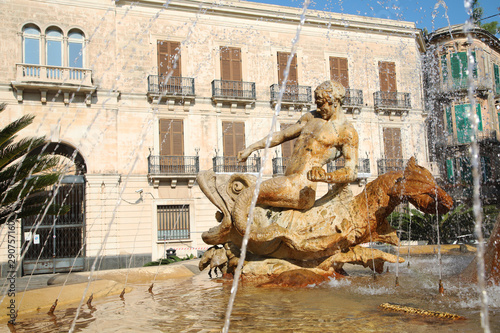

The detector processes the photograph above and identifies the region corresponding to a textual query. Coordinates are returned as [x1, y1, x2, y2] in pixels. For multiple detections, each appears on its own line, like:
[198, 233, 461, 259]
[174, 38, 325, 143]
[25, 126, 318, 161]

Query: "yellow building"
[425, 24, 500, 206]
[0, 0, 430, 276]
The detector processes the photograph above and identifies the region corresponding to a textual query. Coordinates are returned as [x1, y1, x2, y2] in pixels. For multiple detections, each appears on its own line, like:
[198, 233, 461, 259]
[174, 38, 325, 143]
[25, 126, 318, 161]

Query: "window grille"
[157, 205, 190, 241]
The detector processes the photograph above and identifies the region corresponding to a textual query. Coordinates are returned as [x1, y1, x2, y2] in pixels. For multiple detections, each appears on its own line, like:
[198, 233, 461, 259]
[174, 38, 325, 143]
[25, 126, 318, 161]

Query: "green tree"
[390, 204, 499, 244]
[471, 1, 499, 36]
[0, 103, 68, 225]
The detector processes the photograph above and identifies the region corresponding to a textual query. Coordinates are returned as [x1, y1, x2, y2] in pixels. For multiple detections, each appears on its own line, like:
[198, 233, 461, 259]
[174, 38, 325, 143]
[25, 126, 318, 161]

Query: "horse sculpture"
[198, 157, 453, 275]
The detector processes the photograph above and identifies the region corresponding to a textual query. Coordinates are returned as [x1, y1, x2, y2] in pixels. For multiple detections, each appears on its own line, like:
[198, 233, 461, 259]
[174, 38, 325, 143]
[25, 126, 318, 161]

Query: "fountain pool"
[9, 254, 500, 332]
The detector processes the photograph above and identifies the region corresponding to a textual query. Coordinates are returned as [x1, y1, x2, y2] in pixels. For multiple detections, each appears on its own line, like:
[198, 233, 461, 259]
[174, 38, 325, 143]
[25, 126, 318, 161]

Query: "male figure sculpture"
[237, 80, 359, 211]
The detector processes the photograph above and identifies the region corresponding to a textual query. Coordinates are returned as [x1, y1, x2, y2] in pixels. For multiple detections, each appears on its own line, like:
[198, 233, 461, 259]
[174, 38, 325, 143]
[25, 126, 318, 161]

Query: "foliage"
[389, 204, 499, 244]
[471, 1, 499, 36]
[0, 103, 68, 225]
[143, 253, 194, 266]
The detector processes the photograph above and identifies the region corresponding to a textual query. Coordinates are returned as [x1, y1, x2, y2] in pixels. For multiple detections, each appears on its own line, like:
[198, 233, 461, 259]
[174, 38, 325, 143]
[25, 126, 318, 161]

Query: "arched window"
[22, 25, 40, 65]
[46, 27, 63, 67]
[68, 30, 84, 68]
[45, 27, 63, 79]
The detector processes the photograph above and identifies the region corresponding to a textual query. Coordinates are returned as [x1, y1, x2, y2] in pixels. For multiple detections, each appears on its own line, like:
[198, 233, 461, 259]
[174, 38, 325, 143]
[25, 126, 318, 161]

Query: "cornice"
[428, 24, 500, 54]
[115, 0, 421, 39]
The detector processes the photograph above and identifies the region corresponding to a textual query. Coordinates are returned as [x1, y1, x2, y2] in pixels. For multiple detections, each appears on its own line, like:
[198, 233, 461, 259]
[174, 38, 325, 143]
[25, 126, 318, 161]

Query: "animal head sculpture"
[388, 157, 453, 214]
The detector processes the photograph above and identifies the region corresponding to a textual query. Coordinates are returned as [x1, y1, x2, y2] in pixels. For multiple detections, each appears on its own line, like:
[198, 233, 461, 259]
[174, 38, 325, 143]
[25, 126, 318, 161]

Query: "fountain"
[0, 0, 498, 332]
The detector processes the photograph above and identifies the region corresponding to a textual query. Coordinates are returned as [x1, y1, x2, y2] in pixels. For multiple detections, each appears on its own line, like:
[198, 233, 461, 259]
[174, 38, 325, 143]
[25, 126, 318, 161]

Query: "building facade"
[425, 24, 500, 206]
[0, 0, 429, 276]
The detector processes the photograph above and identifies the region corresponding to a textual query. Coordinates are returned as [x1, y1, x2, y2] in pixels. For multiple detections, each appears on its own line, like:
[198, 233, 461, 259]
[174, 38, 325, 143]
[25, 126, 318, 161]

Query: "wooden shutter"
[329, 57, 349, 88]
[222, 121, 245, 156]
[159, 119, 184, 156]
[277, 52, 297, 85]
[379, 61, 396, 92]
[221, 47, 242, 81]
[157, 41, 181, 77]
[280, 123, 296, 158]
[383, 127, 402, 160]
[494, 64, 500, 94]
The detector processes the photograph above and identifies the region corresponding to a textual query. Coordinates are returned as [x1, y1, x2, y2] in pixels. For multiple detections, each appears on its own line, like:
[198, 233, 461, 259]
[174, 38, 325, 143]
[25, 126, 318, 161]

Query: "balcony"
[374, 91, 411, 118]
[377, 158, 414, 175]
[213, 156, 261, 173]
[439, 131, 499, 147]
[148, 155, 199, 188]
[270, 84, 312, 110]
[327, 158, 371, 179]
[12, 64, 95, 104]
[440, 76, 493, 94]
[343, 88, 364, 118]
[272, 157, 289, 175]
[212, 80, 256, 111]
[147, 75, 195, 110]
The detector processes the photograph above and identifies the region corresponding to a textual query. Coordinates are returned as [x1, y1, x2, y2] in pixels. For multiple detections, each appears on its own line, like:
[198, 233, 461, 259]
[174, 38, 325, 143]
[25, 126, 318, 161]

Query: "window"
[280, 123, 296, 159]
[449, 52, 477, 88]
[494, 63, 500, 95]
[454, 104, 482, 144]
[158, 119, 184, 173]
[157, 40, 181, 77]
[220, 47, 242, 81]
[68, 30, 84, 68]
[330, 56, 349, 88]
[46, 27, 63, 67]
[223, 121, 245, 157]
[379, 61, 397, 92]
[383, 127, 402, 171]
[22, 25, 40, 65]
[159, 119, 184, 156]
[277, 52, 297, 85]
[157, 205, 190, 240]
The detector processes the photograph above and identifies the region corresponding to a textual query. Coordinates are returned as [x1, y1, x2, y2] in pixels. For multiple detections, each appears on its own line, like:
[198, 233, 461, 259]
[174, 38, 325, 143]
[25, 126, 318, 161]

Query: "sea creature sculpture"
[198, 157, 453, 275]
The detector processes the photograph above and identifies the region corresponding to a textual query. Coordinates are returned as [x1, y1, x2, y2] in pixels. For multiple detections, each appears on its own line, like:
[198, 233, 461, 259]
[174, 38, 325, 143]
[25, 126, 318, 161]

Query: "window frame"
[45, 26, 64, 67]
[22, 24, 41, 65]
[67, 29, 85, 68]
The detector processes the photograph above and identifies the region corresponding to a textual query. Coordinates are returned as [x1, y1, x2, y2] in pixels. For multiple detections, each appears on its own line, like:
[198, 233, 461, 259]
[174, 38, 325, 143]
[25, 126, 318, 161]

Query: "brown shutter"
[280, 123, 296, 158]
[379, 61, 396, 92]
[157, 41, 181, 77]
[329, 57, 349, 88]
[223, 121, 245, 157]
[278, 52, 297, 85]
[383, 127, 402, 160]
[221, 47, 242, 81]
[160, 119, 184, 156]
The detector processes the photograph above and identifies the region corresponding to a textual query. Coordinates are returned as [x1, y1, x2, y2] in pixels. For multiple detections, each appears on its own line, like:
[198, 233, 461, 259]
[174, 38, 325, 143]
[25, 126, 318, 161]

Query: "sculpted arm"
[237, 114, 310, 162]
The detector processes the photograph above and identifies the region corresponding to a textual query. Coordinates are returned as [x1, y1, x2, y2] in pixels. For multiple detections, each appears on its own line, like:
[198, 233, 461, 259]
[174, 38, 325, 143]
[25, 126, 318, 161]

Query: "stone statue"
[198, 80, 453, 281]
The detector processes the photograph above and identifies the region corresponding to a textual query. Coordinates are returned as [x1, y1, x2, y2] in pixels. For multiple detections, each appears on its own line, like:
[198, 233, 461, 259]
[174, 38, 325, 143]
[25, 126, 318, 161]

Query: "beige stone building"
[0, 0, 430, 276]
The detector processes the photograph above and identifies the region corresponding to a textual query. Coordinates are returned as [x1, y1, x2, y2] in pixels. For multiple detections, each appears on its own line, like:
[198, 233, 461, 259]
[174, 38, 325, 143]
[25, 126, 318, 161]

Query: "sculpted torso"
[285, 112, 355, 177]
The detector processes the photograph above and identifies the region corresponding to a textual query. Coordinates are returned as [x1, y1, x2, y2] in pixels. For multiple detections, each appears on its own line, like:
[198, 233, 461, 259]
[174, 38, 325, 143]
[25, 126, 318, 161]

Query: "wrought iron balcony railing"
[147, 75, 195, 96]
[213, 156, 261, 173]
[377, 158, 414, 175]
[212, 80, 256, 100]
[374, 91, 411, 109]
[270, 84, 312, 104]
[327, 158, 371, 178]
[344, 89, 364, 107]
[148, 155, 199, 175]
[15, 63, 93, 86]
[272, 157, 290, 175]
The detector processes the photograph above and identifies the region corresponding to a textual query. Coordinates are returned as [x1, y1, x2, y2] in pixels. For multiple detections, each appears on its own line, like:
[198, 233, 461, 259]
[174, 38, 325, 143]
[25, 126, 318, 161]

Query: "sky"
[246, 0, 500, 33]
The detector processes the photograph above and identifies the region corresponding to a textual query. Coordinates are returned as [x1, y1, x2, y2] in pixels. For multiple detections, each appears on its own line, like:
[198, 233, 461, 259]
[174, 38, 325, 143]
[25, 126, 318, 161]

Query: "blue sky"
[247, 0, 500, 32]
